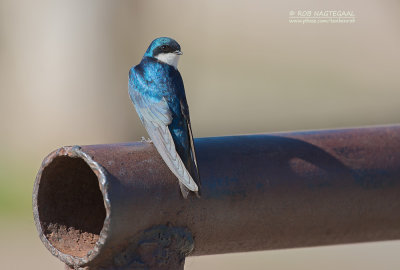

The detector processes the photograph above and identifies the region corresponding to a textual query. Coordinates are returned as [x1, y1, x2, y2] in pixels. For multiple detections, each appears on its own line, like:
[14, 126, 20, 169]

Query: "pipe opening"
[37, 156, 106, 257]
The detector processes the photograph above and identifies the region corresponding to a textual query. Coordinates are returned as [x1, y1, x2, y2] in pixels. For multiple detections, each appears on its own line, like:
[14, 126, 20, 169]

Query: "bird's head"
[143, 37, 182, 69]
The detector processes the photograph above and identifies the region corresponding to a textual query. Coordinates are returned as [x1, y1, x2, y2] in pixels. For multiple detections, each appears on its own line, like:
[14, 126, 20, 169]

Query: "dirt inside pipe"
[37, 156, 106, 257]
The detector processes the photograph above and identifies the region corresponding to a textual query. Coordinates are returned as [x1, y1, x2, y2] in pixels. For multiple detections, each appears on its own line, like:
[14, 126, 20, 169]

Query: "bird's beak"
[174, 50, 183, 55]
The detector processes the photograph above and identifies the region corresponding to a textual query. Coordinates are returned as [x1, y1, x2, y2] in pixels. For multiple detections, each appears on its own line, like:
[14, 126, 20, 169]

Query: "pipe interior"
[37, 156, 106, 257]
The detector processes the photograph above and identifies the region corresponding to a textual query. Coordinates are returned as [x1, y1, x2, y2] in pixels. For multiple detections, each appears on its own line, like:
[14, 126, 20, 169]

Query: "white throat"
[155, 53, 180, 69]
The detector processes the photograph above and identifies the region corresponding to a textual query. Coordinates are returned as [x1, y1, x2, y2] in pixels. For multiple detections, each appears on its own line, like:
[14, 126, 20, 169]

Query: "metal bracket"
[113, 225, 194, 270]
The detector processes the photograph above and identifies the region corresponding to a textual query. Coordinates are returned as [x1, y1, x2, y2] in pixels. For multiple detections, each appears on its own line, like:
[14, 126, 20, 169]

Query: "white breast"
[155, 53, 180, 69]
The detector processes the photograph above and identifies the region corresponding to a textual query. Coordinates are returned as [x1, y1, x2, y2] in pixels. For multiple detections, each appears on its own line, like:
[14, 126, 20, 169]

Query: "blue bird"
[128, 37, 200, 198]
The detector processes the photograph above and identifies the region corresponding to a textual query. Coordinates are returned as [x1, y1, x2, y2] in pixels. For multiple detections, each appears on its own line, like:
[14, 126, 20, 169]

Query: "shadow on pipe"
[32, 125, 400, 269]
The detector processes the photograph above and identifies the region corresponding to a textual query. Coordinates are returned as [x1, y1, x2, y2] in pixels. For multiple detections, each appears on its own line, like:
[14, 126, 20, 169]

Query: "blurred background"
[1, 0, 400, 269]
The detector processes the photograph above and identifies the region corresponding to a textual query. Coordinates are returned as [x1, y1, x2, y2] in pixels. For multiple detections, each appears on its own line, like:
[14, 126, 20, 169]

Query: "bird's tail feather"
[184, 153, 201, 198]
[179, 182, 200, 198]
[179, 182, 190, 198]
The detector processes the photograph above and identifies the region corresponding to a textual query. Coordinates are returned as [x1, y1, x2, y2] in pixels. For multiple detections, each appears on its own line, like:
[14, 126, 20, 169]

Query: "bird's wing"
[130, 90, 199, 192]
[180, 99, 200, 186]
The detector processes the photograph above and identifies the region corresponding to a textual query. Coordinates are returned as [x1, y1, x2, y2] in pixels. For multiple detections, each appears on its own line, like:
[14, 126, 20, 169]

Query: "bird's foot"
[141, 136, 153, 143]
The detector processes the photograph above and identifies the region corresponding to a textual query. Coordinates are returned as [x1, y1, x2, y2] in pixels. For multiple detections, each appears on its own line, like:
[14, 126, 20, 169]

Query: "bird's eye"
[161, 45, 168, 50]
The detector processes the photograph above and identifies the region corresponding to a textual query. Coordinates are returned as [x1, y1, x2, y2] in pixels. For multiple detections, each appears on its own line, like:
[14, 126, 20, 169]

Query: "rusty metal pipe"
[33, 125, 400, 269]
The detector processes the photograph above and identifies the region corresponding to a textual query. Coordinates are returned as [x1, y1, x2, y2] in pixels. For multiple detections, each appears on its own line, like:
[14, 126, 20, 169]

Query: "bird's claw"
[141, 136, 153, 143]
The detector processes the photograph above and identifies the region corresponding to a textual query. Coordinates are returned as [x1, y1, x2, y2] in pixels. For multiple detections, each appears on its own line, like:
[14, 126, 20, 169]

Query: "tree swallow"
[128, 37, 200, 198]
